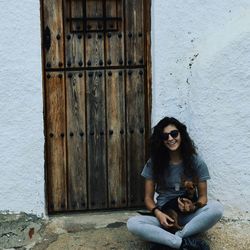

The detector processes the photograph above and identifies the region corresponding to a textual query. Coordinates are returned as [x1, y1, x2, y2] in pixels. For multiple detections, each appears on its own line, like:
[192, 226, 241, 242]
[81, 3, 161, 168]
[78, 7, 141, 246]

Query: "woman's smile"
[165, 139, 180, 150]
[167, 140, 177, 145]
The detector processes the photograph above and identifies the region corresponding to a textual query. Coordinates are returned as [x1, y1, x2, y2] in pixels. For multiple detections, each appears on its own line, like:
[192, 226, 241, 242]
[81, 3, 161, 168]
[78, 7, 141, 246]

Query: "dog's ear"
[184, 180, 195, 190]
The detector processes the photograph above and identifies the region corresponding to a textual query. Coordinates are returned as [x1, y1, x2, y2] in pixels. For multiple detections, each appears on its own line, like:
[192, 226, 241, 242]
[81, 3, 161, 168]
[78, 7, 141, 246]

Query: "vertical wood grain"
[105, 0, 124, 67]
[44, 0, 64, 68]
[64, 0, 85, 68]
[144, 0, 152, 158]
[85, 1, 104, 68]
[86, 71, 107, 209]
[126, 69, 145, 207]
[125, 0, 144, 66]
[106, 70, 126, 208]
[66, 71, 87, 211]
[45, 72, 67, 212]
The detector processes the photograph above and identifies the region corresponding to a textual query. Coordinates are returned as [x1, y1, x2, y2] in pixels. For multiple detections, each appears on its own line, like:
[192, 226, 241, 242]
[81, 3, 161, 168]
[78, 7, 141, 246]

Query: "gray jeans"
[127, 200, 223, 249]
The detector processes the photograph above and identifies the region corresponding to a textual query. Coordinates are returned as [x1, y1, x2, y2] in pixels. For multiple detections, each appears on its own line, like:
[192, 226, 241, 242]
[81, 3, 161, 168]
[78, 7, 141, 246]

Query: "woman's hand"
[178, 197, 196, 213]
[155, 209, 175, 229]
[144, 179, 174, 228]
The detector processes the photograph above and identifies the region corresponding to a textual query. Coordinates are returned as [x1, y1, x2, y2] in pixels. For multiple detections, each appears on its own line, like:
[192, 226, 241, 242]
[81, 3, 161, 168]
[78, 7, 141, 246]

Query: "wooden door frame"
[40, 0, 152, 214]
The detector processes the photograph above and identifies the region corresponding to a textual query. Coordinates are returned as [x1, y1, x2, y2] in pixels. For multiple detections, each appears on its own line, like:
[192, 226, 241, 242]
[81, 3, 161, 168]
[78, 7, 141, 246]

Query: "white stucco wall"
[152, 0, 250, 219]
[0, 1, 44, 215]
[1, 0, 249, 219]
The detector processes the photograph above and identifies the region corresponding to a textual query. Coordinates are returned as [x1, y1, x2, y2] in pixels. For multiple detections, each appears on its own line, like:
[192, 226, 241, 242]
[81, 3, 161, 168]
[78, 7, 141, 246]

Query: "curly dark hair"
[150, 117, 197, 183]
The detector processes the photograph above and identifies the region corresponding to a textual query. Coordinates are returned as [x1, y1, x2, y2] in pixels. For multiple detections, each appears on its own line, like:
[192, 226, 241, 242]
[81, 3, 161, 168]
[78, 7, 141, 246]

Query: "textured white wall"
[0, 1, 45, 215]
[152, 0, 250, 219]
[1, 0, 249, 219]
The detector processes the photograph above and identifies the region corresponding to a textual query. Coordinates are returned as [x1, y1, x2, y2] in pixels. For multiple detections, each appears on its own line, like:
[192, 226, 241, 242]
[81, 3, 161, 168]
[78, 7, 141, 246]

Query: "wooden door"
[42, 0, 151, 213]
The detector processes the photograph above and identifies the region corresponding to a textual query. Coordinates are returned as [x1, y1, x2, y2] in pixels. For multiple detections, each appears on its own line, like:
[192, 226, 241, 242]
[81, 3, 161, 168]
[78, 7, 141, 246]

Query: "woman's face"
[162, 124, 181, 151]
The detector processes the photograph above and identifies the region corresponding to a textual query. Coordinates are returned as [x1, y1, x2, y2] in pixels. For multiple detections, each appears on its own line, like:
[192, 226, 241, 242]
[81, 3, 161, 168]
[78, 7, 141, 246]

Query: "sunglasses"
[161, 130, 179, 140]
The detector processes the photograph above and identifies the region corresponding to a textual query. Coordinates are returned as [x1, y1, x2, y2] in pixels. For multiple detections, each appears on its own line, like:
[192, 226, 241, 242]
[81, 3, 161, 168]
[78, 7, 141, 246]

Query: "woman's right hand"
[155, 209, 175, 229]
[144, 179, 174, 229]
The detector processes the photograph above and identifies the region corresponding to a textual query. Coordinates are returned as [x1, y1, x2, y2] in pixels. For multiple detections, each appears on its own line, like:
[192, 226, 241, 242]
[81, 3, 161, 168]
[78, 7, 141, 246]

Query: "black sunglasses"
[161, 130, 179, 140]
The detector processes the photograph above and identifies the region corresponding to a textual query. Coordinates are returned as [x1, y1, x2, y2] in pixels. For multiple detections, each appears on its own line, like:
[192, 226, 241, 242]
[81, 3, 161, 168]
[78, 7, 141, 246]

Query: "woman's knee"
[207, 200, 224, 220]
[127, 215, 158, 233]
[127, 216, 141, 232]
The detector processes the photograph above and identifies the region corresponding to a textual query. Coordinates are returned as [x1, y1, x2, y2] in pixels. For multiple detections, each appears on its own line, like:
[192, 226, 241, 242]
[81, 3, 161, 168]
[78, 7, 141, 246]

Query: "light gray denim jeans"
[127, 200, 223, 249]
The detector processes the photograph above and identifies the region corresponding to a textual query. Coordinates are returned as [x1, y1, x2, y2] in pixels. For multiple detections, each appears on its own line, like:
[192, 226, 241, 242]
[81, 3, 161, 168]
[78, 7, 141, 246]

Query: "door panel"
[66, 72, 87, 210]
[86, 70, 107, 209]
[43, 0, 64, 69]
[126, 69, 145, 207]
[42, 0, 151, 212]
[106, 70, 126, 208]
[125, 0, 144, 66]
[85, 33, 105, 68]
[64, 3, 85, 69]
[105, 0, 124, 67]
[45, 72, 67, 212]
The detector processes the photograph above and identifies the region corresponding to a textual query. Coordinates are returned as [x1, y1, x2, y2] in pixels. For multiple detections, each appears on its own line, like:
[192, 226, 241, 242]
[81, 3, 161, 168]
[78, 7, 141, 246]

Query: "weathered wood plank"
[105, 0, 124, 67]
[86, 32, 104, 68]
[43, 0, 64, 68]
[125, 0, 144, 66]
[144, 0, 152, 158]
[86, 0, 103, 32]
[85, 1, 104, 68]
[86, 70, 107, 209]
[66, 71, 87, 211]
[126, 69, 145, 207]
[45, 72, 67, 212]
[64, 0, 85, 68]
[86, 0, 103, 18]
[106, 70, 127, 208]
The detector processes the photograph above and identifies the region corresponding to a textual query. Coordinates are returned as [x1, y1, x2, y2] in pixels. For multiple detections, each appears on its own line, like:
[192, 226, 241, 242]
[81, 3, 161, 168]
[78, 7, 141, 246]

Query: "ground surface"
[0, 211, 249, 250]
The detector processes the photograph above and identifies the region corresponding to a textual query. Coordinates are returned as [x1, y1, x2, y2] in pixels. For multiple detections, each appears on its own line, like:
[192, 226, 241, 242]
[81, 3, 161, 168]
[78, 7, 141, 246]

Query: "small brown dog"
[161, 178, 199, 233]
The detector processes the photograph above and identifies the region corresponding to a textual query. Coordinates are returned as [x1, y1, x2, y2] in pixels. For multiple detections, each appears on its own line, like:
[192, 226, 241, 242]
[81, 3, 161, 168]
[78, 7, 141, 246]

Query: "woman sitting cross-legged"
[127, 117, 223, 250]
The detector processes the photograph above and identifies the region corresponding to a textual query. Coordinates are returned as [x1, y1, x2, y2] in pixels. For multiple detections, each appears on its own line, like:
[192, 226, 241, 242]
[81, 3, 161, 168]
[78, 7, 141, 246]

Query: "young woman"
[127, 117, 223, 250]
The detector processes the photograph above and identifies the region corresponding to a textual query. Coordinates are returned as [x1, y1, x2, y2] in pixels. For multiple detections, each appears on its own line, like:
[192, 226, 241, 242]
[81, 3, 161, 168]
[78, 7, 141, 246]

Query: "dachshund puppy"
[160, 177, 199, 233]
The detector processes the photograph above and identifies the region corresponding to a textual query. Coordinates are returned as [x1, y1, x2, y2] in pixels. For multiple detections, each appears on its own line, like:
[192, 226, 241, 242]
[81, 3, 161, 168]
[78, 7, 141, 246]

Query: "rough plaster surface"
[152, 0, 250, 219]
[0, 0, 250, 219]
[0, 1, 44, 215]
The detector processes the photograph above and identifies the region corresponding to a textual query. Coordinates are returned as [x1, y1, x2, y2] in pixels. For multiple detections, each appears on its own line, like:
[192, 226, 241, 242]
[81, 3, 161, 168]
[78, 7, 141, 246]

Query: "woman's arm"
[196, 180, 208, 207]
[144, 179, 158, 211]
[144, 179, 174, 228]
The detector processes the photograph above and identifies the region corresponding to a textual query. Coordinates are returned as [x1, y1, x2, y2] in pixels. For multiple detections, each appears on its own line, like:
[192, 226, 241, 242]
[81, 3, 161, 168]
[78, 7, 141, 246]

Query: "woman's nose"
[168, 135, 174, 140]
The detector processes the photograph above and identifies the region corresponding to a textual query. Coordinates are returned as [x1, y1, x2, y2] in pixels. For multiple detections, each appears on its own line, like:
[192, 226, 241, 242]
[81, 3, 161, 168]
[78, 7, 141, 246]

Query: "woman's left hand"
[178, 197, 195, 213]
